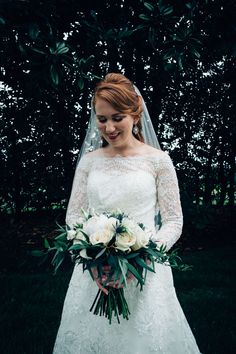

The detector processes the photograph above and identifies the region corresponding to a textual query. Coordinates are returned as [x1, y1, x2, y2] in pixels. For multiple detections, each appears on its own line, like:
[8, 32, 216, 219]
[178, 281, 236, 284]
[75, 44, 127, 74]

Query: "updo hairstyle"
[93, 73, 144, 146]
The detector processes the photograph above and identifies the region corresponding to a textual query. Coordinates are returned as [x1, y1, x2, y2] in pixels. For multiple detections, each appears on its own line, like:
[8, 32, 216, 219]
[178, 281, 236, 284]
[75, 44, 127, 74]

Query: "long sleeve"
[154, 152, 183, 251]
[65, 155, 90, 229]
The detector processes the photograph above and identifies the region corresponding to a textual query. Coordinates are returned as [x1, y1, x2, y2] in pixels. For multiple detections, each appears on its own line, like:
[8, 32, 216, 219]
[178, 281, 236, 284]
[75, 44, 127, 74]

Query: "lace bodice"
[65, 150, 183, 251]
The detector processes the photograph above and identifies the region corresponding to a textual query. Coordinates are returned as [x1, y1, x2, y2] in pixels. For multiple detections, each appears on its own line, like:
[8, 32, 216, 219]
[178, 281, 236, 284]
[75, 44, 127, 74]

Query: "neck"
[106, 138, 143, 156]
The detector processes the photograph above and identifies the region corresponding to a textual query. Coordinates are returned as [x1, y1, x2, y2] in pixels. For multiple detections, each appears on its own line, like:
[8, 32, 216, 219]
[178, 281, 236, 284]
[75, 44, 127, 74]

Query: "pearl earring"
[132, 124, 139, 135]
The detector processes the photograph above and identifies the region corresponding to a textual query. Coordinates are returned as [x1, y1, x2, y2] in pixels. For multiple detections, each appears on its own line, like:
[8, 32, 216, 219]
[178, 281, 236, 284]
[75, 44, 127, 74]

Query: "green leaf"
[127, 263, 144, 285]
[44, 238, 50, 249]
[190, 47, 201, 58]
[52, 251, 65, 274]
[125, 252, 139, 259]
[135, 257, 155, 272]
[57, 47, 69, 55]
[55, 233, 67, 241]
[78, 77, 84, 90]
[95, 247, 106, 259]
[85, 55, 95, 66]
[50, 65, 59, 86]
[68, 244, 85, 251]
[0, 17, 6, 25]
[118, 258, 128, 287]
[29, 24, 40, 40]
[144, 2, 154, 12]
[139, 14, 151, 21]
[145, 248, 159, 257]
[30, 250, 45, 257]
[56, 41, 66, 50]
[30, 47, 46, 55]
[163, 6, 173, 16]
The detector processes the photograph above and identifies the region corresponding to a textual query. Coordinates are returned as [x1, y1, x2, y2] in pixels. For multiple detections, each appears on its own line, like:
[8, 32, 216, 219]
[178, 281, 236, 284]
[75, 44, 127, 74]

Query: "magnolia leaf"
[191, 47, 201, 58]
[139, 14, 151, 21]
[30, 46, 46, 55]
[50, 65, 59, 86]
[144, 2, 154, 12]
[56, 46, 69, 55]
[29, 24, 40, 40]
[163, 6, 173, 16]
[0, 17, 6, 25]
[78, 77, 84, 89]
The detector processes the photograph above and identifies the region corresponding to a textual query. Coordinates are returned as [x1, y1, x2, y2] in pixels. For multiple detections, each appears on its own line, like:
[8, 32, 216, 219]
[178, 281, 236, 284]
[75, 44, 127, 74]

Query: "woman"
[53, 73, 202, 353]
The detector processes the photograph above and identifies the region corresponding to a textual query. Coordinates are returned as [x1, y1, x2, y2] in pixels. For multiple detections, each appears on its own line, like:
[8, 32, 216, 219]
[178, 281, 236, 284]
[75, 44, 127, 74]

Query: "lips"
[107, 132, 120, 140]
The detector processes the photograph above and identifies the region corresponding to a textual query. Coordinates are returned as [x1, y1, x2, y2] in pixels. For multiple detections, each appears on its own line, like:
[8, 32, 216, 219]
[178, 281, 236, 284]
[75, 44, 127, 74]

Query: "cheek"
[97, 123, 105, 131]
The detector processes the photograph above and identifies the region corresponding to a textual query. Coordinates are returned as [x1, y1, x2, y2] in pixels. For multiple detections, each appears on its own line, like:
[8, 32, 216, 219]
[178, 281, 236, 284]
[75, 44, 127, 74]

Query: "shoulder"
[83, 148, 105, 158]
[141, 144, 172, 163]
[142, 146, 176, 177]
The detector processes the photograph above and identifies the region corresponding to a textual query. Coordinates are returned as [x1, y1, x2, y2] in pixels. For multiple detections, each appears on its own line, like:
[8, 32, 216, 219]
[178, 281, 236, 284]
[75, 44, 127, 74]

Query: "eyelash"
[98, 117, 123, 123]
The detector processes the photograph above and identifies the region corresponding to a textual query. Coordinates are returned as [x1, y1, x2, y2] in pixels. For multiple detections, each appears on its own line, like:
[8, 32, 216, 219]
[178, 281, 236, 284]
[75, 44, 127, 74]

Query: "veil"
[76, 85, 161, 165]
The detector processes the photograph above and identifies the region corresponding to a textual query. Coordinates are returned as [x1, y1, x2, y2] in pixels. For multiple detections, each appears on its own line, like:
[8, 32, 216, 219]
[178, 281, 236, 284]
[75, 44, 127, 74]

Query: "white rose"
[73, 239, 83, 245]
[67, 229, 77, 240]
[105, 217, 117, 231]
[122, 218, 138, 235]
[83, 214, 109, 235]
[131, 227, 150, 251]
[115, 232, 136, 252]
[89, 228, 114, 246]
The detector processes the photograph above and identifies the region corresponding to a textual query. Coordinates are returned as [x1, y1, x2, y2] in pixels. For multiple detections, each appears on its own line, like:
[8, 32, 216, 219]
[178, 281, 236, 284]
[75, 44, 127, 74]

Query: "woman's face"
[95, 98, 137, 148]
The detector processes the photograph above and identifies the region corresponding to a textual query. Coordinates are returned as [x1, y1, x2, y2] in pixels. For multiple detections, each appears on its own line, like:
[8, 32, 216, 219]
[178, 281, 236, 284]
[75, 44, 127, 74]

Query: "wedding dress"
[53, 151, 202, 354]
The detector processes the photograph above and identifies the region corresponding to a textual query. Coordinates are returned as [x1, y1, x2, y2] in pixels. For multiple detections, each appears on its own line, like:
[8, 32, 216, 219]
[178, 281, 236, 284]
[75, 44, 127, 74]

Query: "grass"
[0, 246, 235, 354]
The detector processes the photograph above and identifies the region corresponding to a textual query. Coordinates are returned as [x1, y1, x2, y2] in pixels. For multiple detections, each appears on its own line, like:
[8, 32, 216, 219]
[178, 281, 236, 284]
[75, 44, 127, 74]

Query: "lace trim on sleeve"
[65, 155, 90, 229]
[154, 152, 183, 251]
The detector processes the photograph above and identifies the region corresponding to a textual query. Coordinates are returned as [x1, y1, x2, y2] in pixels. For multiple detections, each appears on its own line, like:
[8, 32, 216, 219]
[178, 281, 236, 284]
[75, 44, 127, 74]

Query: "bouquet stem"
[90, 287, 131, 324]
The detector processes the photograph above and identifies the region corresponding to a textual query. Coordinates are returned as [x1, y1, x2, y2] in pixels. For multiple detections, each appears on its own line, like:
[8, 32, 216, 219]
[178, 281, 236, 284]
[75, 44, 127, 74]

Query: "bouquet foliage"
[33, 209, 191, 324]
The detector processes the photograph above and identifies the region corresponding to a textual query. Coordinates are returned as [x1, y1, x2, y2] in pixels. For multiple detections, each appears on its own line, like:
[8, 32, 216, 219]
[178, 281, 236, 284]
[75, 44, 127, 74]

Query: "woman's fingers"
[92, 266, 136, 289]
[95, 279, 109, 295]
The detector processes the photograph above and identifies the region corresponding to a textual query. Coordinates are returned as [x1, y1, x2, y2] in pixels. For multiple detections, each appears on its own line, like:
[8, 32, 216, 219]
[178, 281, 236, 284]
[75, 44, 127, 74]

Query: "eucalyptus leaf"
[127, 263, 144, 285]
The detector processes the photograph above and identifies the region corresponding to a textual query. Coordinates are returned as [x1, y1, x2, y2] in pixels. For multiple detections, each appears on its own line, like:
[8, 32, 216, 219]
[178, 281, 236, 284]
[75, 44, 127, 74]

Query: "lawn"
[0, 246, 235, 354]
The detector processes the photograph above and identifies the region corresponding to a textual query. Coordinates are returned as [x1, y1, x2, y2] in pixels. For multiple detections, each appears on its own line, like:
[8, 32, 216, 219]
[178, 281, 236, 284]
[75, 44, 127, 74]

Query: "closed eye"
[113, 116, 124, 122]
[97, 115, 125, 123]
[97, 117, 107, 123]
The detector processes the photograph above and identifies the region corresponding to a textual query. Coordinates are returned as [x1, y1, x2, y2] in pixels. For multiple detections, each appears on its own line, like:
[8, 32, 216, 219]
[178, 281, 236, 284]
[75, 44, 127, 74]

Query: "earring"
[132, 124, 139, 135]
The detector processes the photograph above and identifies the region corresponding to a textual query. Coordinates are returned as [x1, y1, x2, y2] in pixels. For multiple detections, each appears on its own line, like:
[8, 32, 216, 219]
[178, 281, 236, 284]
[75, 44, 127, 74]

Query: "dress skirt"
[53, 262, 202, 354]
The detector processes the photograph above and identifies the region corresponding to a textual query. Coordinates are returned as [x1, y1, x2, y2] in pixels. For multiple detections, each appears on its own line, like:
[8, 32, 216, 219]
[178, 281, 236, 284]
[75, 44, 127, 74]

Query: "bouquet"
[36, 209, 191, 324]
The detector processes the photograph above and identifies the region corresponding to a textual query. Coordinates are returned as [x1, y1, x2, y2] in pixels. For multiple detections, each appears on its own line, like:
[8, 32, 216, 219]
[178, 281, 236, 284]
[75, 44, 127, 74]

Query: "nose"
[105, 121, 116, 133]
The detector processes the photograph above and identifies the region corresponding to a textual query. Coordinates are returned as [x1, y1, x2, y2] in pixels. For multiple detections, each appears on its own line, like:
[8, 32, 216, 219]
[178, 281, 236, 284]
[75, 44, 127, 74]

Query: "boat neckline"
[84, 152, 167, 159]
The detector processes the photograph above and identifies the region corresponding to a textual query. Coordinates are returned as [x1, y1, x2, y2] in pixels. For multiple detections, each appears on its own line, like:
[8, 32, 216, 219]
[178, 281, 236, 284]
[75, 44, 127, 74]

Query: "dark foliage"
[0, 0, 235, 224]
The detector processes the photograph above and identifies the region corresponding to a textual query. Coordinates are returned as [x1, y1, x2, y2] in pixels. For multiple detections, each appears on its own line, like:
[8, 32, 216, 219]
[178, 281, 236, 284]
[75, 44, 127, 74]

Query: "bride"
[53, 73, 202, 353]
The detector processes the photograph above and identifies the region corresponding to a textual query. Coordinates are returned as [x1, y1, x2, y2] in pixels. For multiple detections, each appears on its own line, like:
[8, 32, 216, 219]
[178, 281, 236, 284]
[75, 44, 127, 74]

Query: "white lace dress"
[53, 151, 202, 354]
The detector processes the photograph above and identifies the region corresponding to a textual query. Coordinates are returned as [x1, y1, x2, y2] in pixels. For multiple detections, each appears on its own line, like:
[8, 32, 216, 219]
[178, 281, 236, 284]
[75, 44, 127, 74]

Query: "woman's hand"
[91, 265, 135, 295]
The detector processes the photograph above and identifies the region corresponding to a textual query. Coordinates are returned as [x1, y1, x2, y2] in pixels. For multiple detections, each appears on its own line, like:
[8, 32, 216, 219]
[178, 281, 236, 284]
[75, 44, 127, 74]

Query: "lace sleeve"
[65, 155, 90, 229]
[154, 152, 183, 251]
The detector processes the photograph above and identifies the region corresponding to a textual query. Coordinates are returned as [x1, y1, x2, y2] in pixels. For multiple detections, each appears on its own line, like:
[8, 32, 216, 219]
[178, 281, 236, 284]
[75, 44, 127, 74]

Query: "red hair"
[93, 73, 144, 145]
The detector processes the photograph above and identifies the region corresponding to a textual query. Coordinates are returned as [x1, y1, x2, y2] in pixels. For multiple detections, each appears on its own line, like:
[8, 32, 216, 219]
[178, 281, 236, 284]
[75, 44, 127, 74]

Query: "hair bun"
[104, 73, 132, 87]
